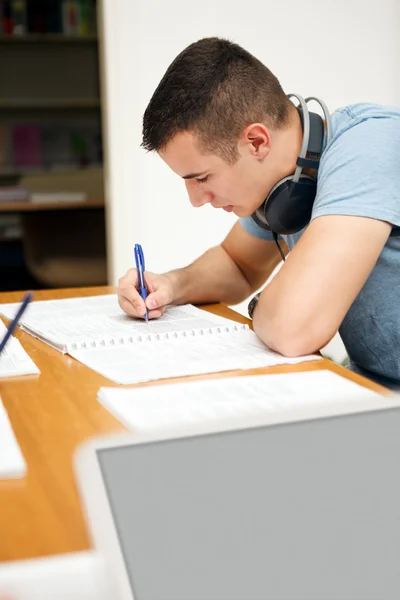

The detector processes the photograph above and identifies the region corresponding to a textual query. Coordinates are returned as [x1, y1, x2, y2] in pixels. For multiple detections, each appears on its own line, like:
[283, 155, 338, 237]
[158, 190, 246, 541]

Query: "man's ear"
[239, 123, 271, 159]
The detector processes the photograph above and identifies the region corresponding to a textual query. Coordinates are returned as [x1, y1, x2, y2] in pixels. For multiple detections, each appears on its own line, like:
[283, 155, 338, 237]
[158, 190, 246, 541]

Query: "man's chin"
[233, 207, 254, 218]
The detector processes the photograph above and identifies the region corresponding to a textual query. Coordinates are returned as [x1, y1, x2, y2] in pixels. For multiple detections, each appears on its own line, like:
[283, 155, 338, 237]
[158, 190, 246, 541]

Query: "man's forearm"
[164, 245, 253, 306]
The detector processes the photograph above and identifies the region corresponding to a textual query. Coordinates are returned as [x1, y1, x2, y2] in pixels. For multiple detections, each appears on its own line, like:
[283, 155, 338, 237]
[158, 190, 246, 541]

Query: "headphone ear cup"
[264, 175, 317, 235]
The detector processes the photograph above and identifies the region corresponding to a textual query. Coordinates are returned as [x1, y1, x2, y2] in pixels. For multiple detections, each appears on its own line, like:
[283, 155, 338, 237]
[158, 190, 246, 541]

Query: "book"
[0, 186, 29, 202]
[10, 0, 27, 35]
[30, 191, 86, 203]
[0, 124, 9, 173]
[0, 294, 320, 385]
[12, 125, 42, 169]
[0, 1, 4, 35]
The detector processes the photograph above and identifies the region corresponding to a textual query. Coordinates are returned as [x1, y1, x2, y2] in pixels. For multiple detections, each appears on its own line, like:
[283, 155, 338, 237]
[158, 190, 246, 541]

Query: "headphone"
[251, 93, 332, 236]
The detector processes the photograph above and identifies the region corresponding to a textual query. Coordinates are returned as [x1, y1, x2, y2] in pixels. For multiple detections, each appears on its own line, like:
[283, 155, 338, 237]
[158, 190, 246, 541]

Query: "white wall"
[99, 0, 399, 286]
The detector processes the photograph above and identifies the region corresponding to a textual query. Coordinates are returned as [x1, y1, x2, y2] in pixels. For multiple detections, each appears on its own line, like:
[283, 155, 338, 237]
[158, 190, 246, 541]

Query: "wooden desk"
[0, 286, 389, 563]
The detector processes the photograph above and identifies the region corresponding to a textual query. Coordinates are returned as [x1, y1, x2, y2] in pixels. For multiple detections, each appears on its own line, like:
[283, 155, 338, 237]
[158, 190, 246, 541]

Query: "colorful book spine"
[12, 125, 42, 168]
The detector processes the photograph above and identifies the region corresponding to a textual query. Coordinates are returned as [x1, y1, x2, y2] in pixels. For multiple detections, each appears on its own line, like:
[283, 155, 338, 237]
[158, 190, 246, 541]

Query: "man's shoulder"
[313, 101, 400, 230]
[319, 102, 400, 166]
[333, 102, 400, 119]
[329, 102, 400, 142]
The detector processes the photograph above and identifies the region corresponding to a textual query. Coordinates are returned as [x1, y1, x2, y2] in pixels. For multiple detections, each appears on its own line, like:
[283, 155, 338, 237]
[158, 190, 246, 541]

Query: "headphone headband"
[287, 93, 332, 183]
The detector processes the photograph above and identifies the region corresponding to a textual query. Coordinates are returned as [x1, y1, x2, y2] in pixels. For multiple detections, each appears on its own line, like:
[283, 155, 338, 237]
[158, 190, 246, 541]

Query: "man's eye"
[196, 175, 209, 184]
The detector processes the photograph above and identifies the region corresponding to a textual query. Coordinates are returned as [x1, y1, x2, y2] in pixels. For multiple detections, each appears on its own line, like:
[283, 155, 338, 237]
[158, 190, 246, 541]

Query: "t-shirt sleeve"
[312, 115, 400, 228]
[239, 216, 275, 241]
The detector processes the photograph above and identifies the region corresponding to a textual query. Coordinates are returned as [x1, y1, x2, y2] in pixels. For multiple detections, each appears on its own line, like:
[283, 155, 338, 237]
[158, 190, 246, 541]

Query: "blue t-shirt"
[240, 103, 400, 390]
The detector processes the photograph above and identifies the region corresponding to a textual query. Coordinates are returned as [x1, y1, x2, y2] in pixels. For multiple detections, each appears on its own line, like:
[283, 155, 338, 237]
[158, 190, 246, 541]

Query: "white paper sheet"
[97, 369, 384, 432]
[0, 551, 114, 600]
[0, 322, 39, 379]
[0, 394, 26, 479]
[71, 327, 320, 384]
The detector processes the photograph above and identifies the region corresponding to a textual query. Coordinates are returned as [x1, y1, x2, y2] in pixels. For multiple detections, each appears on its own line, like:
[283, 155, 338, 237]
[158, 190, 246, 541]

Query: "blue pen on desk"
[0, 291, 33, 355]
[134, 243, 149, 323]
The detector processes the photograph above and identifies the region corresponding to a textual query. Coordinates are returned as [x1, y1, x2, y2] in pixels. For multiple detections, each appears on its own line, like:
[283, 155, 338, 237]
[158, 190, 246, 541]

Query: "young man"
[118, 37, 400, 390]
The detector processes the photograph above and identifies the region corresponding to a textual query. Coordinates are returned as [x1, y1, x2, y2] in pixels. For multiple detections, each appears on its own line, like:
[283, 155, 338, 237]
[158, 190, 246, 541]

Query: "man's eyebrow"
[182, 171, 207, 180]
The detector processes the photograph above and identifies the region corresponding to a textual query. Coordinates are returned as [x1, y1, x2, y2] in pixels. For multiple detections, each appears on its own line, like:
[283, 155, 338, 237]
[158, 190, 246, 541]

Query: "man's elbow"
[272, 334, 320, 357]
[255, 318, 333, 357]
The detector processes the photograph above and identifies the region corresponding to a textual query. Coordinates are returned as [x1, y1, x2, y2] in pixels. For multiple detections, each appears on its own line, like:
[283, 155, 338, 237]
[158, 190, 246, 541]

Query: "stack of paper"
[0, 321, 39, 379]
[0, 551, 114, 600]
[97, 369, 387, 433]
[0, 394, 26, 478]
[0, 322, 36, 478]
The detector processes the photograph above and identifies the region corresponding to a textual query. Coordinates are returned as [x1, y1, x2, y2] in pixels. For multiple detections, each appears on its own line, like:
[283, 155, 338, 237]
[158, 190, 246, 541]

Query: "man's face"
[159, 131, 277, 218]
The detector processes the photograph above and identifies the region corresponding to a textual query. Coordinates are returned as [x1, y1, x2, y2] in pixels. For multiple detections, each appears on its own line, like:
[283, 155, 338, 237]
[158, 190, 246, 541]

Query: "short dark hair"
[142, 37, 291, 162]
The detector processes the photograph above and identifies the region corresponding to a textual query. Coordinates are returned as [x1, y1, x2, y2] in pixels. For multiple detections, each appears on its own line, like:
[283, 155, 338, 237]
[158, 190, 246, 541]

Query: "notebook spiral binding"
[68, 323, 250, 352]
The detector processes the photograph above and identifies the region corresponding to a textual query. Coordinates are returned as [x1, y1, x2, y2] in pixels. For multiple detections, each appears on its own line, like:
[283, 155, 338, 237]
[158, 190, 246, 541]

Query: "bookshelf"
[0, 1, 107, 291]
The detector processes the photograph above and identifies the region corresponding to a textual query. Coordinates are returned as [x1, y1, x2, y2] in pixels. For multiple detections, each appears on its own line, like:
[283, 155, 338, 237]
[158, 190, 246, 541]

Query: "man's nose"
[186, 183, 213, 208]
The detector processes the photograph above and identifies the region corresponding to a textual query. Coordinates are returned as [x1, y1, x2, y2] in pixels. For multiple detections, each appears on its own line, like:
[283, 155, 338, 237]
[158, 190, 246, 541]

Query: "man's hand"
[118, 222, 286, 319]
[118, 269, 174, 320]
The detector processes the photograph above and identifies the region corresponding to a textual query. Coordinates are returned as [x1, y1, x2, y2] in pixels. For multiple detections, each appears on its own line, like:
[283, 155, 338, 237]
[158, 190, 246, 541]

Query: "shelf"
[0, 99, 100, 110]
[0, 197, 104, 213]
[0, 34, 98, 44]
[0, 235, 22, 242]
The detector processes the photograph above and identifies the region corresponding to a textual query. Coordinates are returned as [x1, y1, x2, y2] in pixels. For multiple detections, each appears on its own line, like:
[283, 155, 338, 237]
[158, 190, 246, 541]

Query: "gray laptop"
[76, 404, 400, 600]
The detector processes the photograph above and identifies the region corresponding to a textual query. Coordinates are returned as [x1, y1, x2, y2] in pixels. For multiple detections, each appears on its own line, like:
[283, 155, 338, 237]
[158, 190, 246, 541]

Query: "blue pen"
[0, 291, 33, 355]
[134, 243, 149, 323]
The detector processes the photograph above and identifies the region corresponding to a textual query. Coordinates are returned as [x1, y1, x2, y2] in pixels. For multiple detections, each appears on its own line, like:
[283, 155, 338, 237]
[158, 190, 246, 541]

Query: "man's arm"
[165, 221, 286, 306]
[252, 214, 391, 356]
[118, 221, 284, 318]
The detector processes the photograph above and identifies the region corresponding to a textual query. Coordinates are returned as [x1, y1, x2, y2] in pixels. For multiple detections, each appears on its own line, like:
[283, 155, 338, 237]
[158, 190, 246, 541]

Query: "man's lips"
[210, 203, 234, 212]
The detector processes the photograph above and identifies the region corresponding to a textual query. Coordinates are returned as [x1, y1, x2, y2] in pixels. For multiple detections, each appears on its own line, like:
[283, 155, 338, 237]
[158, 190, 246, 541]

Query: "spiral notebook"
[0, 294, 320, 385]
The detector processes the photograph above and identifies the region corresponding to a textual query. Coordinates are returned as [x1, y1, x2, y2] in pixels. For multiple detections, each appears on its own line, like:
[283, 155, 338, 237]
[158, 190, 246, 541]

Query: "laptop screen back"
[97, 408, 400, 600]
